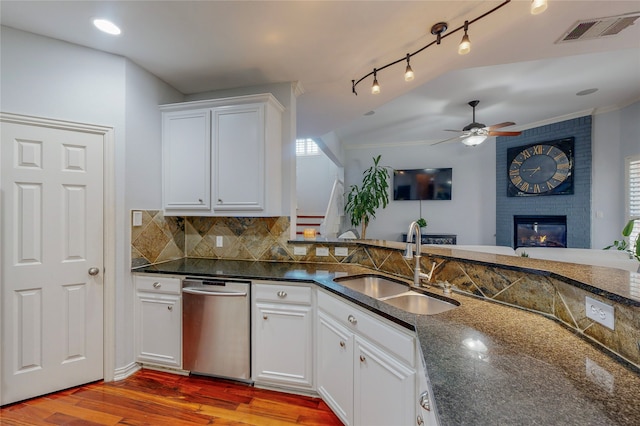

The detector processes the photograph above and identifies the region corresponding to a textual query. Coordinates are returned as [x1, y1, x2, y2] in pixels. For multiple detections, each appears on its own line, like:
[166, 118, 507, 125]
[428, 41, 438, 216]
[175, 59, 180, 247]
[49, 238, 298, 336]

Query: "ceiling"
[1, 1, 639, 148]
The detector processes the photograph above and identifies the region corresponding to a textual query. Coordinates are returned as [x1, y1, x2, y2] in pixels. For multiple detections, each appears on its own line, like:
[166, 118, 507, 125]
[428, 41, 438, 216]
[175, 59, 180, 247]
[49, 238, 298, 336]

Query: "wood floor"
[0, 369, 343, 425]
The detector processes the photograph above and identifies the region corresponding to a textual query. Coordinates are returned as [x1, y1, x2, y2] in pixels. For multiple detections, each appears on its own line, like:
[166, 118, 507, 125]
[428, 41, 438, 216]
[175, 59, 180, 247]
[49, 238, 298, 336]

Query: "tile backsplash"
[132, 211, 293, 267]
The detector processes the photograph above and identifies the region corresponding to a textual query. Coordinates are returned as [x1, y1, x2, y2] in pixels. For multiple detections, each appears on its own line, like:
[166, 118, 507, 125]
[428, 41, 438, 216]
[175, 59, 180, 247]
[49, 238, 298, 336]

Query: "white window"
[296, 138, 319, 156]
[626, 154, 640, 246]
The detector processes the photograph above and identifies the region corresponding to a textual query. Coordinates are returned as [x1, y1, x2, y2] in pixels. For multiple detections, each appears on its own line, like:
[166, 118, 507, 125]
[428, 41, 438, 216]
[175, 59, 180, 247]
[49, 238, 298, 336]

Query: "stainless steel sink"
[381, 292, 458, 315]
[333, 274, 459, 315]
[334, 275, 409, 299]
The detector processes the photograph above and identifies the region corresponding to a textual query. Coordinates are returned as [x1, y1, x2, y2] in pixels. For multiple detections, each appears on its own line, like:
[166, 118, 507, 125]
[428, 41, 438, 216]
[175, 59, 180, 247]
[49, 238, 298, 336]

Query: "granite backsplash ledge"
[130, 211, 639, 369]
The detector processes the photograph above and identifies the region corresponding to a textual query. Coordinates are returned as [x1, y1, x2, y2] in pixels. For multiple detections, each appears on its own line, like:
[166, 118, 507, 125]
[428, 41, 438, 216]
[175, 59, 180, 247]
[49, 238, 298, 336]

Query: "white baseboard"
[113, 362, 140, 381]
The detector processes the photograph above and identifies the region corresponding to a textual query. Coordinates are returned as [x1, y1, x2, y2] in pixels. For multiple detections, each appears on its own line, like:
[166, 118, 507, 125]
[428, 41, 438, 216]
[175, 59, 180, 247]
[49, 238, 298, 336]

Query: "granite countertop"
[134, 258, 640, 425]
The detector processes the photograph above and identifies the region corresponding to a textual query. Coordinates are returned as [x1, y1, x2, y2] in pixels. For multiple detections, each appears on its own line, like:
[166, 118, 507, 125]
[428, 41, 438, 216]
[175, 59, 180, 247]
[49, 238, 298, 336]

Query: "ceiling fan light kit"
[351, 0, 548, 96]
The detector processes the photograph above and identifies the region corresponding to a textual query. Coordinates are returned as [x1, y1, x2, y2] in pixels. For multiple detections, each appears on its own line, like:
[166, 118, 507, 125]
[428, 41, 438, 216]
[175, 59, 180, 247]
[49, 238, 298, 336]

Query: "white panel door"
[1, 121, 104, 405]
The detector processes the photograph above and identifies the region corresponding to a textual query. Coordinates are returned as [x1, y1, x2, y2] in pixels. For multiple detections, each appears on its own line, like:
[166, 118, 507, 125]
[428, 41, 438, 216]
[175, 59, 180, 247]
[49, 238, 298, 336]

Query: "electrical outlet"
[335, 247, 349, 256]
[216, 236, 223, 247]
[585, 296, 615, 330]
[293, 246, 307, 256]
[132, 210, 143, 227]
[316, 247, 329, 256]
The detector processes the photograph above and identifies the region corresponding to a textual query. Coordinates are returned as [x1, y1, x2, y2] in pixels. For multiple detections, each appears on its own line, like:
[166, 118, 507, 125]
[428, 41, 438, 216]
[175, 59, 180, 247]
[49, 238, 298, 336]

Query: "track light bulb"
[530, 0, 547, 15]
[404, 65, 414, 82]
[458, 21, 471, 55]
[458, 34, 471, 55]
[404, 54, 414, 81]
[371, 78, 380, 94]
[371, 69, 380, 94]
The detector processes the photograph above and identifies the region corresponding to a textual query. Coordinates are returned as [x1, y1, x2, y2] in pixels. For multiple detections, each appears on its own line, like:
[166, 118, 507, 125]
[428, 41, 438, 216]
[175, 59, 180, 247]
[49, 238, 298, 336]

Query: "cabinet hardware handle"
[359, 355, 366, 362]
[348, 314, 357, 324]
[419, 391, 431, 411]
[417, 415, 424, 425]
[167, 305, 173, 311]
[218, 198, 223, 203]
[277, 291, 287, 298]
[198, 198, 203, 203]
[153, 282, 161, 289]
[263, 315, 268, 320]
[339, 341, 345, 348]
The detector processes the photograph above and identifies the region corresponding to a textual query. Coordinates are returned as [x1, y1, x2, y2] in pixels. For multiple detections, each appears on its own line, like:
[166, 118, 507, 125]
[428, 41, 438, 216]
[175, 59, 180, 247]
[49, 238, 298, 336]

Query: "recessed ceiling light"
[93, 19, 121, 35]
[576, 88, 598, 96]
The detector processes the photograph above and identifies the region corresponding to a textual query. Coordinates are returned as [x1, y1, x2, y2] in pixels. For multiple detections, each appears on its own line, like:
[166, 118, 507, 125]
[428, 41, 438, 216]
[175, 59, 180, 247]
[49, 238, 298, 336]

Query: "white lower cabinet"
[134, 274, 182, 368]
[252, 282, 314, 390]
[317, 289, 417, 426]
[354, 337, 415, 426]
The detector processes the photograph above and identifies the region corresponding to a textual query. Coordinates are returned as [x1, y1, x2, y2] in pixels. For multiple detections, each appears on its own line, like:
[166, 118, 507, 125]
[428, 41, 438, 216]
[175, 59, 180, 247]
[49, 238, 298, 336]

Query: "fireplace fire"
[514, 215, 567, 248]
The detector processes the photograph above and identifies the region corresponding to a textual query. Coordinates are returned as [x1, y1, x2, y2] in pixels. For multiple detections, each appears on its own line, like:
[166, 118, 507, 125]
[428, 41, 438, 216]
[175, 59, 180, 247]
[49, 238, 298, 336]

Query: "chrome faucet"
[403, 221, 437, 287]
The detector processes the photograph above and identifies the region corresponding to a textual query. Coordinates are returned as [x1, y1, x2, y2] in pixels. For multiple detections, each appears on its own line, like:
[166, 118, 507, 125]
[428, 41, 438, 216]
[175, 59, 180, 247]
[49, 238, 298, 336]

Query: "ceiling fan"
[432, 100, 521, 146]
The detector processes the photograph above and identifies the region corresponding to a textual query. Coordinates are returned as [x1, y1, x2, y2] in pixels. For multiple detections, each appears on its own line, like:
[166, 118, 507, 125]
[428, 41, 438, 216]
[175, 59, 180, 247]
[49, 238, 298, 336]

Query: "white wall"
[296, 152, 341, 214]
[592, 101, 640, 248]
[1, 26, 183, 373]
[344, 139, 497, 243]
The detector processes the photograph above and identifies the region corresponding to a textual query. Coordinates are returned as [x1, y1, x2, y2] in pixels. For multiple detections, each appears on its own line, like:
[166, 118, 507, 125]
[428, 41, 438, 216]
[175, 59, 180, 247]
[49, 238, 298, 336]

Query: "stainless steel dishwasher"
[182, 278, 251, 381]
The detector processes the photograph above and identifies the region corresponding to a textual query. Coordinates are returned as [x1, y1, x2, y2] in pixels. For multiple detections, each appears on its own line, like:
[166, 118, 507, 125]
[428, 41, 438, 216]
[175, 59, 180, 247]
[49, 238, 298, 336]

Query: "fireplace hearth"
[514, 215, 567, 248]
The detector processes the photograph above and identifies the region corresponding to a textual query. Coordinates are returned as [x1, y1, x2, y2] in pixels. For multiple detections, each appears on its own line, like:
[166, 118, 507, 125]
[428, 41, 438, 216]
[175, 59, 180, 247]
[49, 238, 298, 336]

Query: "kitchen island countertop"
[134, 257, 640, 425]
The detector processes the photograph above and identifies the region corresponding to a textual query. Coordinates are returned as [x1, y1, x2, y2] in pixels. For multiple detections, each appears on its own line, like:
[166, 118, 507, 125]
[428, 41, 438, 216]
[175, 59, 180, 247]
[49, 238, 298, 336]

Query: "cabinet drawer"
[135, 275, 181, 294]
[253, 282, 312, 305]
[318, 290, 415, 366]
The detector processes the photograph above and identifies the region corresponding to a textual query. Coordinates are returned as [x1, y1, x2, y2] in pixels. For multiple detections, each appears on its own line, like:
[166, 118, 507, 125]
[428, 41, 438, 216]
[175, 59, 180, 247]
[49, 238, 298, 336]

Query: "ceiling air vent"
[557, 12, 640, 43]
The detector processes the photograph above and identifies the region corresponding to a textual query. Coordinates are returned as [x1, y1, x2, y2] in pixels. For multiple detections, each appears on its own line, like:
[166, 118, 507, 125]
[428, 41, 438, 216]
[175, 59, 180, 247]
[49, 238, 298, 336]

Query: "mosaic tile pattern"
[130, 212, 638, 367]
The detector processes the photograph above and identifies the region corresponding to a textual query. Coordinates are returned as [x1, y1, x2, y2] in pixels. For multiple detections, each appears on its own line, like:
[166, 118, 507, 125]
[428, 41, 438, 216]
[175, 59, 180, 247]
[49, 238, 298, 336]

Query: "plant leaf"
[622, 219, 635, 237]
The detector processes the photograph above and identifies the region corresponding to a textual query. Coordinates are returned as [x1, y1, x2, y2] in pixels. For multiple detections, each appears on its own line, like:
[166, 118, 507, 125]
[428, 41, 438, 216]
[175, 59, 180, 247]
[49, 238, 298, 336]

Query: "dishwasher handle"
[182, 287, 247, 297]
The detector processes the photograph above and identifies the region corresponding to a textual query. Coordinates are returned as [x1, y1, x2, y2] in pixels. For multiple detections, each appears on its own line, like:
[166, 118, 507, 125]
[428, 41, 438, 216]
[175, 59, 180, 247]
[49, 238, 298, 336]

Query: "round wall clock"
[507, 138, 574, 197]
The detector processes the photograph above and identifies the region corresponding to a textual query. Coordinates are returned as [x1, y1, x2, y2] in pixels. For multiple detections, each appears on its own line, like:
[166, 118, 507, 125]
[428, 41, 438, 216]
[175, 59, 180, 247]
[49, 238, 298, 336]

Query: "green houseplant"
[344, 155, 390, 239]
[604, 219, 639, 262]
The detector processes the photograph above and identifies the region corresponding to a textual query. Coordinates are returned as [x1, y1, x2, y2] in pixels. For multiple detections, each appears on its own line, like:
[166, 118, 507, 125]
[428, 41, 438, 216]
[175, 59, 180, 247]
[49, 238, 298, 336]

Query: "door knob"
[88, 267, 100, 276]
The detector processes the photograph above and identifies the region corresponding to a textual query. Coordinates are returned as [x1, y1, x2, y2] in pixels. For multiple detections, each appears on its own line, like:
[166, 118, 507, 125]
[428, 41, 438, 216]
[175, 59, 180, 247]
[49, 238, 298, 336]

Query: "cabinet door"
[212, 104, 264, 211]
[254, 303, 313, 389]
[317, 311, 354, 426]
[162, 109, 211, 210]
[354, 337, 415, 426]
[136, 292, 181, 367]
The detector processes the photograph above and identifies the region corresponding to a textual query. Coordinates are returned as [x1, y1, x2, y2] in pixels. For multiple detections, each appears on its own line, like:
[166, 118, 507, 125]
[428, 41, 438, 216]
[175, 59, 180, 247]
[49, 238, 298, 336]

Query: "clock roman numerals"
[508, 142, 573, 196]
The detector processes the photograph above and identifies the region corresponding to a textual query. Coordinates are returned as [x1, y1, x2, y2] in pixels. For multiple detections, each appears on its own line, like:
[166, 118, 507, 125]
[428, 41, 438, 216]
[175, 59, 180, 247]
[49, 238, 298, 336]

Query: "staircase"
[296, 214, 324, 237]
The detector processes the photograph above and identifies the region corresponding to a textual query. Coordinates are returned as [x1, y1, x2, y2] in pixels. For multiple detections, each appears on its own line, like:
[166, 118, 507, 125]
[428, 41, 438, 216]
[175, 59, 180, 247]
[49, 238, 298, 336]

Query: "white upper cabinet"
[160, 94, 284, 216]
[162, 109, 212, 211]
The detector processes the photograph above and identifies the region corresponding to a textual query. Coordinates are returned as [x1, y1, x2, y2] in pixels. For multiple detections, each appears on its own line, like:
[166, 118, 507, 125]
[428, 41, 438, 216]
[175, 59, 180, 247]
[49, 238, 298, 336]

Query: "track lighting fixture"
[351, 0, 548, 95]
[530, 0, 548, 15]
[404, 54, 414, 82]
[458, 21, 471, 55]
[371, 69, 380, 94]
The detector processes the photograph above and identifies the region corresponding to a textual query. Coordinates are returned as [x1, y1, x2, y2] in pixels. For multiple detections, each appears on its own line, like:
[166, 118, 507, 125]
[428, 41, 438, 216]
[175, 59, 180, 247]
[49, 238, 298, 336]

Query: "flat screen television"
[393, 168, 452, 200]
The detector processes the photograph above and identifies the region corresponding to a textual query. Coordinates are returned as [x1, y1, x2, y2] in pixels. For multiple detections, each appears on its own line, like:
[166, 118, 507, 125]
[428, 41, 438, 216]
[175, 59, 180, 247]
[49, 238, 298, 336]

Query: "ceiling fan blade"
[431, 135, 465, 146]
[488, 131, 521, 137]
[444, 129, 463, 133]
[487, 121, 516, 130]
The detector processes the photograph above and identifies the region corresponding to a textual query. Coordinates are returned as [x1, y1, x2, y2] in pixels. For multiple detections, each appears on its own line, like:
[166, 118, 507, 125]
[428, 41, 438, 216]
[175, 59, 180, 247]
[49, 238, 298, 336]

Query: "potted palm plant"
[344, 155, 390, 239]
